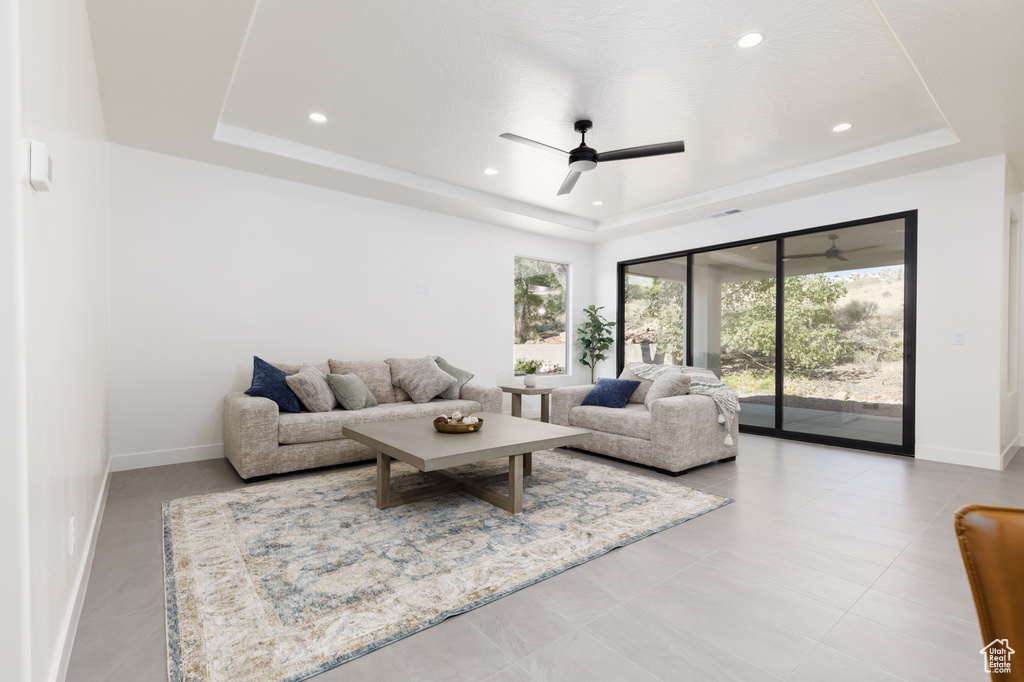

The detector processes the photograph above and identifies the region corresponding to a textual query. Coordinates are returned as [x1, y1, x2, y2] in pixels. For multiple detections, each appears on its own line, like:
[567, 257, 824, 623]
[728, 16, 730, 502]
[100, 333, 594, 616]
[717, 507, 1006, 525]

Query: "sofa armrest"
[550, 385, 593, 426]
[223, 392, 280, 480]
[650, 394, 738, 469]
[460, 383, 503, 414]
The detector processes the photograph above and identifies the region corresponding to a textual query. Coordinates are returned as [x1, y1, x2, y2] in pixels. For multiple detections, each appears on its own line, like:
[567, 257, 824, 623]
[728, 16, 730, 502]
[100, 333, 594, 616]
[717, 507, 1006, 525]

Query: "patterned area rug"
[163, 451, 732, 681]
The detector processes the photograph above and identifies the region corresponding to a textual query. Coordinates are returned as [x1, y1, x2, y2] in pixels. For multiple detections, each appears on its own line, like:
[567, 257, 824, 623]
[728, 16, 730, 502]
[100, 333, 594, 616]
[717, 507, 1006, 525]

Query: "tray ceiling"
[85, 0, 1024, 241]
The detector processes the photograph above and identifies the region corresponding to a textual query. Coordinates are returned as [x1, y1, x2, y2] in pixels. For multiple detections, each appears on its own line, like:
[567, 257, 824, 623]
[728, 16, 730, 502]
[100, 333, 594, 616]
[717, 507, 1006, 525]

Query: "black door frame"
[616, 210, 917, 457]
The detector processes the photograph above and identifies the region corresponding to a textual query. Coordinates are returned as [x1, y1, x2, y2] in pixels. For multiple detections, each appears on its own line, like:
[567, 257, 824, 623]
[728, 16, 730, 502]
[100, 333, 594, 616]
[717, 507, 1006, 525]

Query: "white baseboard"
[55, 457, 111, 682]
[1000, 440, 1020, 469]
[916, 443, 1006, 470]
[110, 443, 224, 472]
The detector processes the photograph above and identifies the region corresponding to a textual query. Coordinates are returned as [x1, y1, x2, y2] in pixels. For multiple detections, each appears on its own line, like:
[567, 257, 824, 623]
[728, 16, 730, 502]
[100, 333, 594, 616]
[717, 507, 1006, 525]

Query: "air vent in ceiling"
[709, 208, 743, 218]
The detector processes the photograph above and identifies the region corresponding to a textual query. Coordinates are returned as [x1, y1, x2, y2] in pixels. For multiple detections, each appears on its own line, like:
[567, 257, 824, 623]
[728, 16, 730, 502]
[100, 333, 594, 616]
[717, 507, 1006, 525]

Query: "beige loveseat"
[550, 367, 738, 475]
[224, 358, 502, 481]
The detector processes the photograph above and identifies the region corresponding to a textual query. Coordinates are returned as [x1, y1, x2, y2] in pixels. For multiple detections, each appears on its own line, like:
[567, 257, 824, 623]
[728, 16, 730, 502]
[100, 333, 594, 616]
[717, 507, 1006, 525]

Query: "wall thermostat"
[29, 139, 52, 191]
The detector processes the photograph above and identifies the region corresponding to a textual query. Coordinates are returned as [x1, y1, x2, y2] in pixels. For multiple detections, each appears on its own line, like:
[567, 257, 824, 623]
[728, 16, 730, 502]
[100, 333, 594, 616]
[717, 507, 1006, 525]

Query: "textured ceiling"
[85, 0, 1024, 240]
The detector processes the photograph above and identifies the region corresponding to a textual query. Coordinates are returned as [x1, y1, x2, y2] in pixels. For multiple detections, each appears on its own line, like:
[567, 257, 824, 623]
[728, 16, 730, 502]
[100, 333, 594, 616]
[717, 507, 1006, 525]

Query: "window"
[617, 211, 917, 456]
[622, 258, 687, 366]
[513, 256, 567, 375]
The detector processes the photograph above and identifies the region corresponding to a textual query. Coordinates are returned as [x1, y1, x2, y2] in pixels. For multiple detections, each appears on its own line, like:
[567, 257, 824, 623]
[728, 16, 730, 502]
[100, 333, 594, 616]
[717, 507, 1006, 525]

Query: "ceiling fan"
[785, 234, 874, 262]
[499, 120, 686, 196]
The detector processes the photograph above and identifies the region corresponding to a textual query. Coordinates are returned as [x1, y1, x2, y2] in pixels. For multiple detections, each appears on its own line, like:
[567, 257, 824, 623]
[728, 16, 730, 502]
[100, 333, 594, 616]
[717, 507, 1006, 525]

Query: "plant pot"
[523, 375, 538, 388]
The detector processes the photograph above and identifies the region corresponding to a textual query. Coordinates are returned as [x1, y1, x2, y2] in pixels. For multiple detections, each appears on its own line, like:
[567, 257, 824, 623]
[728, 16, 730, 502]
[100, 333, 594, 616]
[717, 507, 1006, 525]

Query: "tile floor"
[66, 435, 1023, 681]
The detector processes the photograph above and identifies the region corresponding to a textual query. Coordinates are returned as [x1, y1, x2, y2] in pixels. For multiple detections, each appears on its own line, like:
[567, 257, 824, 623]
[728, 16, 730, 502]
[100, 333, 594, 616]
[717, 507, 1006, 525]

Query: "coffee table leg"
[376, 452, 391, 509]
[511, 393, 523, 418]
[524, 451, 532, 476]
[508, 454, 523, 514]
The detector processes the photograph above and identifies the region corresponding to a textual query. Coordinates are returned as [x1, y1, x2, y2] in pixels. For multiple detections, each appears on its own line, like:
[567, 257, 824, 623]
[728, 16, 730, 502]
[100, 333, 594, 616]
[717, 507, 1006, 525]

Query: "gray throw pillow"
[327, 359, 396, 403]
[435, 356, 474, 400]
[644, 373, 691, 410]
[284, 364, 337, 413]
[393, 356, 457, 404]
[619, 367, 654, 404]
[326, 372, 378, 411]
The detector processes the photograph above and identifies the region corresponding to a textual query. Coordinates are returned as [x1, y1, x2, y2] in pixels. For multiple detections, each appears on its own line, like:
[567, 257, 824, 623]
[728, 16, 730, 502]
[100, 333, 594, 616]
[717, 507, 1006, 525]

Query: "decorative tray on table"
[433, 412, 483, 433]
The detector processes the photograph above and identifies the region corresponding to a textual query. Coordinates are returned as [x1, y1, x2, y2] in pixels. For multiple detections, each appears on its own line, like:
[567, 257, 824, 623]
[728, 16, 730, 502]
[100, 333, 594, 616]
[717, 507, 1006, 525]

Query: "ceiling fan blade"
[596, 140, 686, 163]
[836, 255, 850, 262]
[557, 170, 582, 195]
[837, 246, 877, 254]
[499, 133, 568, 156]
[784, 253, 827, 259]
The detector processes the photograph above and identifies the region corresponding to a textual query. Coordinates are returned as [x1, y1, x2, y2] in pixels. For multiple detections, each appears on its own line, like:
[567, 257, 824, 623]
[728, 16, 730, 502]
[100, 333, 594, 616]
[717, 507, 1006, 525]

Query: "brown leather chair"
[954, 504, 1024, 680]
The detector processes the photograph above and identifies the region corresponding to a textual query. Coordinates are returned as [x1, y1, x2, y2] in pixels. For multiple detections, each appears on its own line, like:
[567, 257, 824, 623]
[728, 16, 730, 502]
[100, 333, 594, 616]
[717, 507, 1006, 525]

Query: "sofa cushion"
[619, 366, 654, 404]
[245, 356, 301, 413]
[582, 378, 641, 409]
[569, 404, 652, 441]
[386, 357, 424, 402]
[644, 373, 691, 409]
[272, 360, 330, 375]
[393, 356, 457, 403]
[435, 357, 474, 401]
[285, 364, 337, 413]
[278, 399, 482, 444]
[326, 372, 378, 411]
[328, 359, 396, 404]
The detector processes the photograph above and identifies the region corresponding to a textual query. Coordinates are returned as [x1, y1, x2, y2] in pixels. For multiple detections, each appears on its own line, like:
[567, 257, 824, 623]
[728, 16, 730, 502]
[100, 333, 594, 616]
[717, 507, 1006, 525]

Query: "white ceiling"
[85, 0, 1024, 242]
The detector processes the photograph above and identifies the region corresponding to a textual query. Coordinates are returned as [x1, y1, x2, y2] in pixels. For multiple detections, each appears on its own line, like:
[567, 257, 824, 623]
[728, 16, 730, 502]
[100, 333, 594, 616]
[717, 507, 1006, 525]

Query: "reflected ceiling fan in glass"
[784, 234, 875, 262]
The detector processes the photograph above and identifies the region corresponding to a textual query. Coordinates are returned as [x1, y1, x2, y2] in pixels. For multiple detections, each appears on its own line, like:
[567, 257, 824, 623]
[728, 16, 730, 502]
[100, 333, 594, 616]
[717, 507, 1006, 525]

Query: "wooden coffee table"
[342, 413, 589, 514]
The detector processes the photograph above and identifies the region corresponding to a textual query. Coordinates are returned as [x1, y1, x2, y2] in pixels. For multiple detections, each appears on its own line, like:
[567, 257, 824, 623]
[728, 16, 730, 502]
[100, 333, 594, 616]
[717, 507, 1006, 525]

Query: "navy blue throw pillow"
[581, 378, 642, 409]
[244, 356, 302, 413]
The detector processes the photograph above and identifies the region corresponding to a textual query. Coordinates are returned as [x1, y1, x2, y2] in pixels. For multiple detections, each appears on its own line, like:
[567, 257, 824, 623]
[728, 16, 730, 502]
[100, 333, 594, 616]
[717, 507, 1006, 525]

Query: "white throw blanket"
[627, 363, 740, 446]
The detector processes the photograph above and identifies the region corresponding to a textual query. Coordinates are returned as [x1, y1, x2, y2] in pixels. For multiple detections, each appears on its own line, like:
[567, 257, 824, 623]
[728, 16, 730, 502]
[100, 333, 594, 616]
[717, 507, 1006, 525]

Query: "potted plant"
[515, 358, 544, 387]
[576, 305, 615, 384]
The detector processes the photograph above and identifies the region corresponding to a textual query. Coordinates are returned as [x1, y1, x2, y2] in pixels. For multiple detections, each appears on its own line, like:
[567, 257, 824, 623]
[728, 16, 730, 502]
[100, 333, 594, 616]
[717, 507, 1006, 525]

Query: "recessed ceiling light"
[737, 32, 764, 49]
[308, 112, 327, 123]
[483, 168, 498, 175]
[593, 201, 603, 206]
[832, 122, 853, 132]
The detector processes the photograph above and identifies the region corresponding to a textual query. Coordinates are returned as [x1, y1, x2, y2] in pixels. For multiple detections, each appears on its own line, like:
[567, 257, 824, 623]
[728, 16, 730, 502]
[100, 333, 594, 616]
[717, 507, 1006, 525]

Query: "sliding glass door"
[692, 242, 777, 429]
[616, 211, 916, 455]
[621, 257, 687, 367]
[781, 219, 910, 445]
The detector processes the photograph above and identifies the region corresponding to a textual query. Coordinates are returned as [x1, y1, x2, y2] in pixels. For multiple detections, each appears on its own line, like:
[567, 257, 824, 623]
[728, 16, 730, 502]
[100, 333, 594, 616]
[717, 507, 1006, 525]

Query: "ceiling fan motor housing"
[569, 146, 598, 172]
[569, 120, 598, 171]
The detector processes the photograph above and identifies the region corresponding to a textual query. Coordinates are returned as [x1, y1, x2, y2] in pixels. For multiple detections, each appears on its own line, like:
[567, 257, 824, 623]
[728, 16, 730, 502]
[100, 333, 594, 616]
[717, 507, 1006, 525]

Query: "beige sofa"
[550, 369, 738, 475]
[224, 358, 503, 481]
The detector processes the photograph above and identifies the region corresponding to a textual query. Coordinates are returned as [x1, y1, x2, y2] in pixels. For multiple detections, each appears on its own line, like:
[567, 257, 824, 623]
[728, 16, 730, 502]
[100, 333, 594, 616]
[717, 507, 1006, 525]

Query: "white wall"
[1001, 162, 1022, 457]
[11, 0, 111, 679]
[0, 1, 32, 679]
[107, 144, 594, 468]
[595, 156, 1011, 470]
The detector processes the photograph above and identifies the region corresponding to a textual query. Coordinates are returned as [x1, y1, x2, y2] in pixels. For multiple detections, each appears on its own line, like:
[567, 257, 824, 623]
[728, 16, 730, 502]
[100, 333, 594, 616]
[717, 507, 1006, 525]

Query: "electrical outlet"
[415, 283, 431, 295]
[68, 516, 76, 555]
[952, 331, 964, 345]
